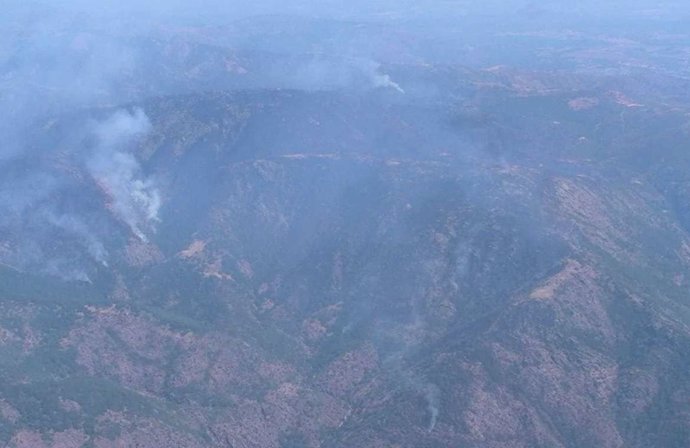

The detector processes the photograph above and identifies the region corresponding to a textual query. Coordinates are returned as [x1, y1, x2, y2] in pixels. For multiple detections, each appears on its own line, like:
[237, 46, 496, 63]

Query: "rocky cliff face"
[1, 7, 690, 448]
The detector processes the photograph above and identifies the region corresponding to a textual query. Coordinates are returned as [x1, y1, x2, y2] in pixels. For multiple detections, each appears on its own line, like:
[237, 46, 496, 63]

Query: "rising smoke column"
[365, 60, 405, 94]
[87, 108, 161, 242]
[288, 57, 405, 93]
[425, 383, 441, 432]
[43, 211, 109, 266]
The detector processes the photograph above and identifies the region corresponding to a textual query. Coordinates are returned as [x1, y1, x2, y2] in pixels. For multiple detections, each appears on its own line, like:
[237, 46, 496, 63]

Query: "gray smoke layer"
[0, 107, 160, 280]
[0, 6, 141, 279]
[87, 108, 160, 242]
[0, 20, 137, 162]
[0, 170, 109, 281]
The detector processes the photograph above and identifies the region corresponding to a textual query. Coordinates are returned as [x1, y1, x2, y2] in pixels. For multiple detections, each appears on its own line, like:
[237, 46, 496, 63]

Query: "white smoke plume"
[385, 361, 442, 433]
[368, 62, 405, 94]
[87, 108, 160, 242]
[425, 383, 441, 432]
[43, 258, 93, 283]
[287, 57, 405, 93]
[374, 73, 405, 94]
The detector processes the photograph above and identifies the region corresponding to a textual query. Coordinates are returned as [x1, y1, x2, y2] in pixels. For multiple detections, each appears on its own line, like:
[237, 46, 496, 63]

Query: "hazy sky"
[6, 1, 690, 23]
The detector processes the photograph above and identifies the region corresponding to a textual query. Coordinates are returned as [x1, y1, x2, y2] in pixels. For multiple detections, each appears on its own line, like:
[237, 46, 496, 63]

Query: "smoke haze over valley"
[0, 1, 689, 447]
